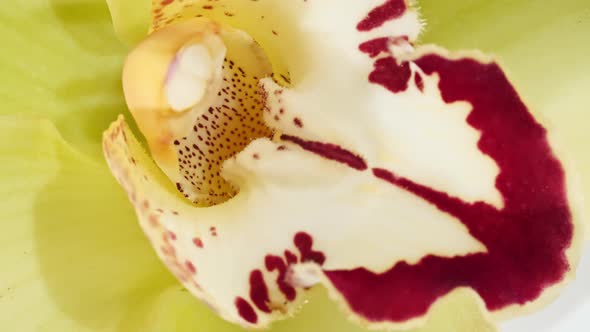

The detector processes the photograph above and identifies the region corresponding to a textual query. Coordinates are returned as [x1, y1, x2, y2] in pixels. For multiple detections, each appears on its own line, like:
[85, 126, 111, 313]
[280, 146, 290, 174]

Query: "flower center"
[123, 18, 277, 206]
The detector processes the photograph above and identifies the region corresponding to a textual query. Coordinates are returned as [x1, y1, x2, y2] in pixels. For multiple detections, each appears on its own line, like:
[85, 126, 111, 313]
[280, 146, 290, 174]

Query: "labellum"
[103, 0, 583, 329]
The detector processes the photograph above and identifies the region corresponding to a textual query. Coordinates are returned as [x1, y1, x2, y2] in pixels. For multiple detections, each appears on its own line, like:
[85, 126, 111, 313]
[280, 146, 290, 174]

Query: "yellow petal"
[106, 0, 151, 45]
[0, 115, 173, 331]
[0, 0, 132, 160]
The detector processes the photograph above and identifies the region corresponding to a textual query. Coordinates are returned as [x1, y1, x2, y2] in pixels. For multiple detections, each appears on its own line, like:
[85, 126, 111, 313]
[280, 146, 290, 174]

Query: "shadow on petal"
[54, 74, 142, 160]
[33, 151, 175, 330]
[48, 0, 124, 55]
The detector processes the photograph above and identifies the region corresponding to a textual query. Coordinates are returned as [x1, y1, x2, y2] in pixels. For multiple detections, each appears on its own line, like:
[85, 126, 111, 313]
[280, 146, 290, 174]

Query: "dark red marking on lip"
[285, 250, 298, 264]
[414, 72, 424, 92]
[281, 134, 368, 171]
[357, 0, 407, 31]
[247, 233, 325, 309]
[185, 260, 197, 274]
[369, 57, 412, 93]
[359, 37, 391, 58]
[359, 36, 410, 58]
[193, 237, 204, 248]
[295, 232, 326, 265]
[167, 231, 177, 241]
[235, 297, 258, 324]
[265, 255, 296, 301]
[249, 270, 271, 313]
[322, 54, 572, 323]
[232, 4, 571, 323]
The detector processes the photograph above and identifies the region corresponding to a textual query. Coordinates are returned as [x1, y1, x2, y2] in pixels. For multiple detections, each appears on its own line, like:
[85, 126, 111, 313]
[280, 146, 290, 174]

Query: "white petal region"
[104, 0, 581, 330]
[104, 115, 485, 328]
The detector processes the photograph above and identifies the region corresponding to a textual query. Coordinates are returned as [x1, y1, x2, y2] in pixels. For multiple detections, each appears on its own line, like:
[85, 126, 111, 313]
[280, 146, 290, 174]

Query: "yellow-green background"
[0, 0, 588, 331]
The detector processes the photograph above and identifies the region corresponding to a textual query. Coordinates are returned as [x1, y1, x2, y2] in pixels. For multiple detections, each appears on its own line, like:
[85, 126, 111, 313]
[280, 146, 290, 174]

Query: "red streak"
[369, 57, 412, 93]
[295, 232, 326, 265]
[265, 255, 296, 301]
[281, 135, 367, 171]
[235, 297, 258, 324]
[357, 0, 407, 31]
[249, 270, 271, 313]
[359, 38, 391, 58]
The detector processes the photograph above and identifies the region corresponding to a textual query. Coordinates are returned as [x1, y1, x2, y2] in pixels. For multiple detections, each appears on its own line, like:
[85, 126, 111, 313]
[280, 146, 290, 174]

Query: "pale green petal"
[421, 0, 590, 229]
[106, 0, 151, 45]
[0, 115, 174, 331]
[0, 0, 128, 160]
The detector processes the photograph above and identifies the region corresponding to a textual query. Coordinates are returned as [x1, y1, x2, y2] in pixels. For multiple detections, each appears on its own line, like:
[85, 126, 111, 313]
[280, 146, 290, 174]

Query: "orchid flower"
[1, 0, 589, 332]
